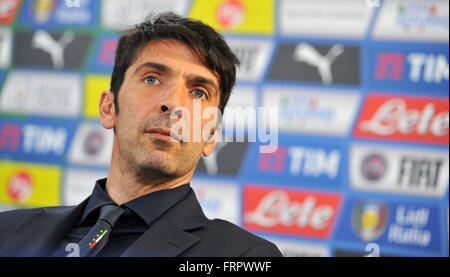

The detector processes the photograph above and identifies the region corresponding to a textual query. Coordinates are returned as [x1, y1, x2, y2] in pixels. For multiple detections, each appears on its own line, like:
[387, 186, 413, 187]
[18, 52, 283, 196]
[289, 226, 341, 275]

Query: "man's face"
[102, 39, 221, 179]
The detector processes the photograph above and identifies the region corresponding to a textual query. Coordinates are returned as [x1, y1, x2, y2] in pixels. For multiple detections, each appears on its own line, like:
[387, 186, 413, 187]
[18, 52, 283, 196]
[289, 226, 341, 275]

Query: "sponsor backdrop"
[0, 0, 448, 257]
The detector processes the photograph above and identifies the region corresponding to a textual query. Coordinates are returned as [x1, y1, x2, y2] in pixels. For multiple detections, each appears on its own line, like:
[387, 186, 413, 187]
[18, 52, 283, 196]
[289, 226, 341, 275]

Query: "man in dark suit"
[0, 12, 282, 257]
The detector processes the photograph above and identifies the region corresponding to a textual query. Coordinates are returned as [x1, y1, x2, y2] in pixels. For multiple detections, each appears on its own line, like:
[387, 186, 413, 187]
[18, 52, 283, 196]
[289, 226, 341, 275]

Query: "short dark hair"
[110, 12, 240, 114]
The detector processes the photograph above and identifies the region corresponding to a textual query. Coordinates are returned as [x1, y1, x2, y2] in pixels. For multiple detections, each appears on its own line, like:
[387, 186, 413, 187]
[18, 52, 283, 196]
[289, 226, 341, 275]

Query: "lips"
[146, 127, 181, 142]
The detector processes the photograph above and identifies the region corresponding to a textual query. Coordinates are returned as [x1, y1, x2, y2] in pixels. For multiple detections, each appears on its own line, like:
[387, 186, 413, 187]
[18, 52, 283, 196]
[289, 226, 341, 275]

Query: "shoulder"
[0, 205, 75, 218]
[0, 207, 43, 221]
[0, 205, 74, 230]
[191, 218, 283, 257]
[0, 207, 43, 245]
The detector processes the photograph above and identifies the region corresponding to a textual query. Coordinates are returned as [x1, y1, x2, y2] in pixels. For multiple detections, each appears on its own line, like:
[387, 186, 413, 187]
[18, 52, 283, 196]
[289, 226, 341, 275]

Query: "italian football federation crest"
[352, 201, 389, 242]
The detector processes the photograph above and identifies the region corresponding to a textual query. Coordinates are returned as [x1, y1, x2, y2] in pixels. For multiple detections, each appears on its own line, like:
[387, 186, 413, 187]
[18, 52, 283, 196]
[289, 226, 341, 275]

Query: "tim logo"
[0, 122, 68, 155]
[374, 52, 449, 84]
[258, 145, 340, 179]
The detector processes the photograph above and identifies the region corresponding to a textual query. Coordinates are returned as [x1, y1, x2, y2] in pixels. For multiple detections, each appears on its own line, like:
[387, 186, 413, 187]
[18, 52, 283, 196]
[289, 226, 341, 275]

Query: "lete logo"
[243, 185, 342, 239]
[354, 94, 449, 145]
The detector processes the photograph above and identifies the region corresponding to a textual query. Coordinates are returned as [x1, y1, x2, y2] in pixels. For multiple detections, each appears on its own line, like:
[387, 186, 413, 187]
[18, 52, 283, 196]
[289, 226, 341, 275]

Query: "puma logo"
[293, 43, 344, 84]
[31, 29, 75, 69]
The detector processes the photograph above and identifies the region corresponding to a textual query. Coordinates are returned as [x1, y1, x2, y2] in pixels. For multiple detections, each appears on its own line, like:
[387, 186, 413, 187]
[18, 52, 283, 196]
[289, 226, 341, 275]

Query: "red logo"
[258, 146, 287, 173]
[0, 0, 21, 24]
[7, 171, 34, 203]
[84, 130, 104, 155]
[99, 38, 117, 66]
[243, 185, 342, 239]
[375, 53, 405, 80]
[354, 94, 449, 145]
[216, 0, 245, 29]
[0, 123, 21, 151]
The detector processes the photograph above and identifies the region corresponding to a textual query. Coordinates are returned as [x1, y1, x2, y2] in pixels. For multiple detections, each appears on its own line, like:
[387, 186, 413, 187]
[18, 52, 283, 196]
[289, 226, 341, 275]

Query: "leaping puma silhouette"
[293, 43, 344, 85]
[31, 29, 75, 69]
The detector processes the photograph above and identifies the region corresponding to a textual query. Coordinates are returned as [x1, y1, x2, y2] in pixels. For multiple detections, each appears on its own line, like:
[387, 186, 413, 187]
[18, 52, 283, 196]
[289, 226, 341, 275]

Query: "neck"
[105, 145, 194, 206]
[105, 171, 193, 206]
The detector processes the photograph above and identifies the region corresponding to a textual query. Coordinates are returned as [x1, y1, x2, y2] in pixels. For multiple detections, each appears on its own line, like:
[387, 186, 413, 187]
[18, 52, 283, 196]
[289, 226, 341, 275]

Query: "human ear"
[202, 124, 222, 157]
[99, 89, 117, 130]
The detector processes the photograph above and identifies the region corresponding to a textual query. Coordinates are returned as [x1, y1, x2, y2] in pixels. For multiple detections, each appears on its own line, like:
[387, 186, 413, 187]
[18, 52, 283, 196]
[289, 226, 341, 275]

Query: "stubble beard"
[116, 122, 179, 185]
[115, 114, 205, 186]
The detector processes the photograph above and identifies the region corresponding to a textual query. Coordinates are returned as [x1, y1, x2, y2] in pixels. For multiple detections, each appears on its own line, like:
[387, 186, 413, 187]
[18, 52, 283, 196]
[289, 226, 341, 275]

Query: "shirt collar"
[81, 178, 115, 223]
[81, 178, 191, 226]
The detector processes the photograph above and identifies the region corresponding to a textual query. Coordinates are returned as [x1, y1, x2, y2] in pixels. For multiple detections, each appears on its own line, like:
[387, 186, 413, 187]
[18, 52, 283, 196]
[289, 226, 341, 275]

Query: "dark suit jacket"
[0, 188, 283, 257]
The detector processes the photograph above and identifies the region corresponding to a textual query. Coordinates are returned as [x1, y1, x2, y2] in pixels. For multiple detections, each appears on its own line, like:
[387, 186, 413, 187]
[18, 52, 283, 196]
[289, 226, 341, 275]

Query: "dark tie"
[77, 204, 124, 257]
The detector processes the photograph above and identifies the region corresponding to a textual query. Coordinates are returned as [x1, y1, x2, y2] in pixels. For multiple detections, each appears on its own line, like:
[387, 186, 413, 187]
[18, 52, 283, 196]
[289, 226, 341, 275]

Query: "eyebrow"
[133, 62, 172, 75]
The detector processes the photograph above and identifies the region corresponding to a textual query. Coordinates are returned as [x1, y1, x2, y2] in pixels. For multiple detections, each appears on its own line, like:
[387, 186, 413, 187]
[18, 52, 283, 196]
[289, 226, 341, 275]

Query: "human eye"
[192, 89, 207, 99]
[144, 76, 160, 85]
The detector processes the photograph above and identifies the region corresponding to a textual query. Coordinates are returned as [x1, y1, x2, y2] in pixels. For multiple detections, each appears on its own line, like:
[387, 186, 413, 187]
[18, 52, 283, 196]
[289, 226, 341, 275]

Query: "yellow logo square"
[189, 0, 274, 34]
[0, 161, 61, 207]
[84, 75, 111, 119]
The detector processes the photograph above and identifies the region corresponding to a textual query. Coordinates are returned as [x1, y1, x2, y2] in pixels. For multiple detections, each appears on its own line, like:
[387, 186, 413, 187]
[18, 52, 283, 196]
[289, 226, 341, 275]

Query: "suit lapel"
[2, 188, 208, 257]
[1, 199, 88, 257]
[120, 217, 200, 257]
[121, 189, 207, 257]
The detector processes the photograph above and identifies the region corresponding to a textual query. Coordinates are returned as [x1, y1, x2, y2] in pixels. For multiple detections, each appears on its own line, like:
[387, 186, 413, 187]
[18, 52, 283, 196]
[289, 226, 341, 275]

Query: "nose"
[158, 82, 185, 117]
[161, 105, 169, 112]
